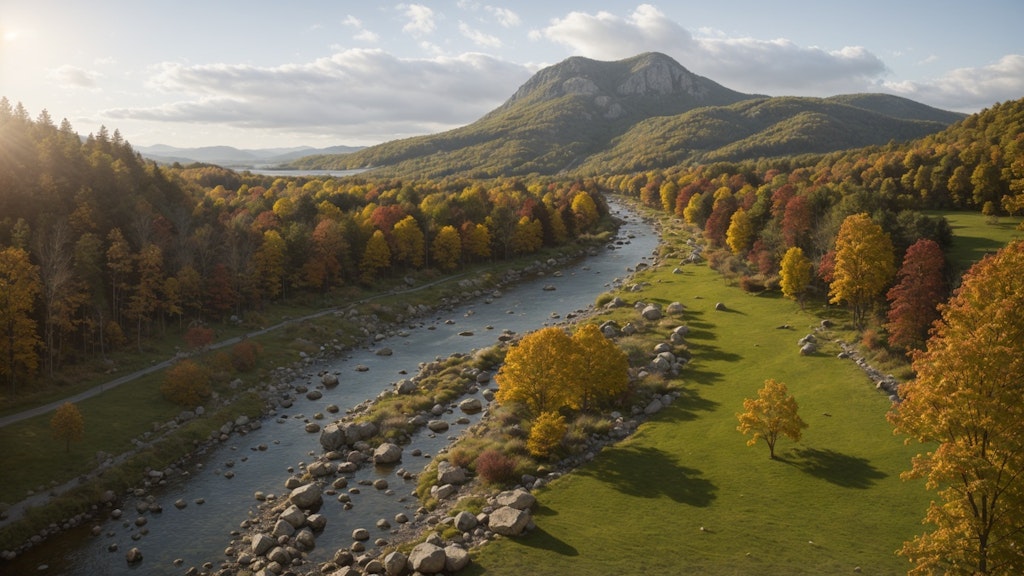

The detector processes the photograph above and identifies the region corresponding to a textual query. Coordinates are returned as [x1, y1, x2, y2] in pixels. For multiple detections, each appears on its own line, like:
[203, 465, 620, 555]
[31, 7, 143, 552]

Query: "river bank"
[1, 203, 661, 575]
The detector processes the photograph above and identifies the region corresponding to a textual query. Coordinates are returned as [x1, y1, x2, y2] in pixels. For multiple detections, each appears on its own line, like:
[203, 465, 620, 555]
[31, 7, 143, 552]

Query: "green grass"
[931, 210, 1022, 273]
[466, 240, 932, 575]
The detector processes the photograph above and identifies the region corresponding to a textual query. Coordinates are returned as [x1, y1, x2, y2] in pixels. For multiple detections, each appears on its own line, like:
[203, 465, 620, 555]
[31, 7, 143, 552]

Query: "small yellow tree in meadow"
[737, 379, 808, 459]
[51, 401, 84, 452]
[527, 411, 567, 458]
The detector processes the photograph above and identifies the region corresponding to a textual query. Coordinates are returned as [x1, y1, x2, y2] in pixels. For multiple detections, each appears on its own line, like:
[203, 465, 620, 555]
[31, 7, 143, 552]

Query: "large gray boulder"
[251, 533, 274, 556]
[458, 397, 483, 414]
[383, 550, 408, 576]
[373, 443, 403, 464]
[279, 504, 306, 529]
[437, 461, 467, 485]
[320, 423, 347, 451]
[488, 506, 531, 536]
[495, 488, 536, 510]
[408, 542, 446, 574]
[289, 483, 322, 510]
[444, 545, 471, 572]
[452, 510, 477, 532]
[641, 304, 662, 321]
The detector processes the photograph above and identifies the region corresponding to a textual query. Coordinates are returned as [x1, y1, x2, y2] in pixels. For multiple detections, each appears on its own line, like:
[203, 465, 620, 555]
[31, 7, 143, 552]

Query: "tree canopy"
[889, 240, 1024, 575]
[736, 378, 808, 459]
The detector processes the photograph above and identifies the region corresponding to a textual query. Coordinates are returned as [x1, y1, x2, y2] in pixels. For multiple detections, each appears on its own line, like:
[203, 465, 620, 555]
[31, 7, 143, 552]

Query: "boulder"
[458, 397, 483, 414]
[452, 510, 477, 532]
[427, 420, 450, 433]
[267, 546, 290, 566]
[125, 547, 143, 564]
[320, 423, 348, 451]
[800, 342, 817, 356]
[295, 528, 316, 550]
[495, 488, 536, 510]
[322, 373, 339, 387]
[373, 443, 403, 465]
[251, 533, 274, 556]
[383, 550, 408, 576]
[488, 506, 531, 536]
[307, 460, 333, 477]
[289, 483, 322, 510]
[444, 545, 471, 572]
[408, 542, 446, 574]
[644, 398, 664, 415]
[272, 518, 295, 538]
[436, 461, 467, 485]
[666, 301, 685, 316]
[715, 302, 727, 311]
[279, 505, 306, 529]
[640, 304, 662, 321]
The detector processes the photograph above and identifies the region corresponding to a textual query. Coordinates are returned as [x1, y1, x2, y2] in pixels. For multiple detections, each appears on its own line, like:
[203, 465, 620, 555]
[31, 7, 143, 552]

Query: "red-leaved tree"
[884, 238, 947, 352]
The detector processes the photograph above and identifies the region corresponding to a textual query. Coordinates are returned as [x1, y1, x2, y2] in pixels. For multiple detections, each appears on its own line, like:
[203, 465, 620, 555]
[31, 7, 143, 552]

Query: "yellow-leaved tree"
[0, 246, 42, 395]
[828, 213, 895, 327]
[725, 207, 754, 255]
[779, 246, 812, 308]
[889, 239, 1024, 576]
[431, 225, 462, 272]
[571, 323, 629, 411]
[495, 326, 576, 414]
[527, 411, 567, 458]
[736, 378, 808, 459]
[51, 401, 84, 452]
[360, 230, 391, 284]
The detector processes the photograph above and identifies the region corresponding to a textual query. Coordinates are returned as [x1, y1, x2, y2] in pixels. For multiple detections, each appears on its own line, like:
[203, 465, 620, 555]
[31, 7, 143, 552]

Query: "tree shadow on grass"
[781, 447, 888, 489]
[577, 445, 717, 507]
[666, 386, 719, 421]
[517, 525, 580, 556]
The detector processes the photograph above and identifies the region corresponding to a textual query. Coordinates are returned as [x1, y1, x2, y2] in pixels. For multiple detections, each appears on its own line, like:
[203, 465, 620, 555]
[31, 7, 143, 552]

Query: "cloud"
[486, 6, 521, 28]
[539, 4, 886, 96]
[105, 49, 532, 144]
[884, 54, 1024, 112]
[400, 4, 436, 36]
[459, 22, 501, 48]
[47, 65, 102, 90]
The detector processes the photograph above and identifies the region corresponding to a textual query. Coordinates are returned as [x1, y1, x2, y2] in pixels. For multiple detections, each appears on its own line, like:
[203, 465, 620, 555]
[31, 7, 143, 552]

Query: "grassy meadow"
[466, 226, 940, 575]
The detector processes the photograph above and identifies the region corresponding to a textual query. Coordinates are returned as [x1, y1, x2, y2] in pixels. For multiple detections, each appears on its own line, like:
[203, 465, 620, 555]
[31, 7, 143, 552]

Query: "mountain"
[135, 144, 363, 168]
[291, 52, 966, 178]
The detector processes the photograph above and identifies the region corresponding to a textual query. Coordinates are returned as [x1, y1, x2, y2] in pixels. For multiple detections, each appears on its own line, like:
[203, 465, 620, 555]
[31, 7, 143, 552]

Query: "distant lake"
[244, 168, 370, 178]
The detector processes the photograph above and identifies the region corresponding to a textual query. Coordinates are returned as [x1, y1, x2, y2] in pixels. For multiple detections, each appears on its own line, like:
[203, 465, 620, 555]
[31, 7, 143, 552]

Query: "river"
[8, 202, 658, 576]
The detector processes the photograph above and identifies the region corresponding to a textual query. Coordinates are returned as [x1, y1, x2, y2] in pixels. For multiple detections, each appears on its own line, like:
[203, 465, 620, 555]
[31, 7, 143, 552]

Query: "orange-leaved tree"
[495, 327, 576, 414]
[828, 213, 895, 328]
[889, 239, 1024, 576]
[161, 359, 211, 407]
[50, 401, 84, 452]
[736, 378, 807, 459]
[431, 225, 461, 272]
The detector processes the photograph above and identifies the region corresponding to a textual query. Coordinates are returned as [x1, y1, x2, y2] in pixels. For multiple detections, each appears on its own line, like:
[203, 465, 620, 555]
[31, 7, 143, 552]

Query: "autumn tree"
[360, 230, 391, 284]
[495, 327, 575, 414]
[392, 215, 425, 268]
[527, 411, 567, 458]
[884, 238, 947, 352]
[736, 378, 808, 459]
[161, 359, 211, 407]
[571, 323, 629, 411]
[253, 229, 286, 303]
[571, 192, 598, 232]
[0, 247, 42, 395]
[725, 207, 754, 256]
[779, 246, 813, 308]
[460, 221, 491, 262]
[889, 240, 1024, 576]
[431, 225, 461, 272]
[828, 213, 896, 328]
[50, 401, 84, 452]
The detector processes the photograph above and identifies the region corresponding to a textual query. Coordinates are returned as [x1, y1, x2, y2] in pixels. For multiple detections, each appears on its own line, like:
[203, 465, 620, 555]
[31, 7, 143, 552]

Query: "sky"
[2, 1, 1022, 150]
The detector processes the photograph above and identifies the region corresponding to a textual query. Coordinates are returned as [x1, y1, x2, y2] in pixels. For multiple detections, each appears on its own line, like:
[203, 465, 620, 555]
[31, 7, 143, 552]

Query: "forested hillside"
[600, 97, 1023, 349]
[0, 97, 613, 400]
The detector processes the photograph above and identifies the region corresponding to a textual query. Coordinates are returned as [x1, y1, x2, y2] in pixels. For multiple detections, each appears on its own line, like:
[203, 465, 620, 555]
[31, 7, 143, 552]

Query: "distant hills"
[135, 144, 363, 168]
[289, 52, 966, 178]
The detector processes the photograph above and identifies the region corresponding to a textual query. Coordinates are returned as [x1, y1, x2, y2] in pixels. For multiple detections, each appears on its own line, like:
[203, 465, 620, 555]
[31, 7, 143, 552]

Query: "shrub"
[230, 340, 262, 372]
[739, 275, 766, 293]
[594, 292, 615, 308]
[184, 325, 215, 351]
[475, 449, 518, 485]
[446, 446, 475, 469]
[527, 411, 567, 458]
[862, 328, 882, 350]
[161, 360, 211, 407]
